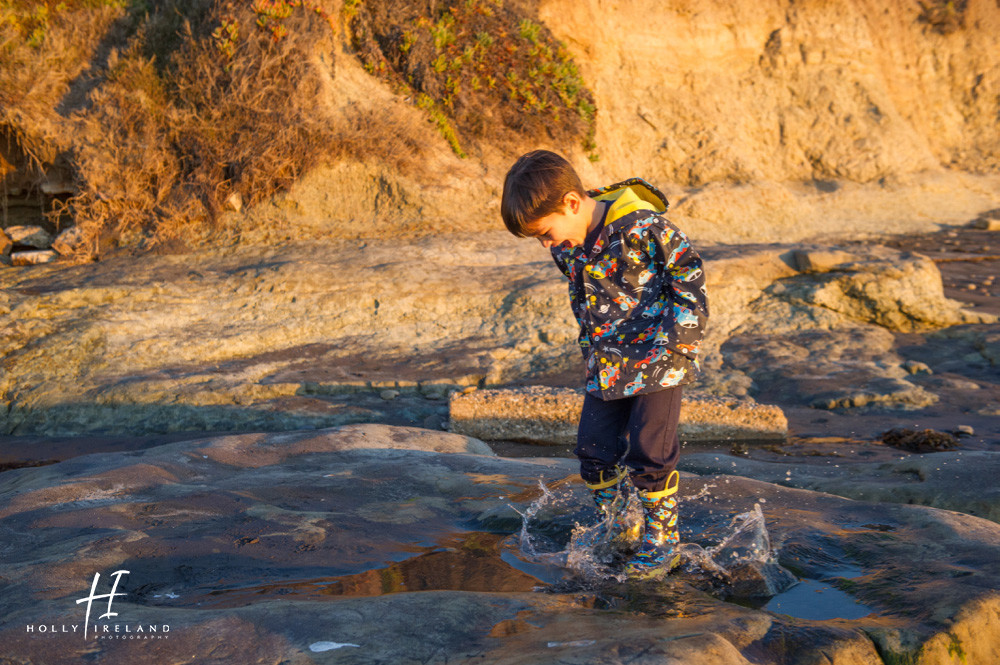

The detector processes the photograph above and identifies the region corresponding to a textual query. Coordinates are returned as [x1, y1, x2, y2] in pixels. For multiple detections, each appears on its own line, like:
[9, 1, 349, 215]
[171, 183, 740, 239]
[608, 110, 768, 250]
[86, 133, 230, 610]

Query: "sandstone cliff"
[1, 0, 998, 250]
[546, 0, 999, 183]
[253, 0, 1000, 247]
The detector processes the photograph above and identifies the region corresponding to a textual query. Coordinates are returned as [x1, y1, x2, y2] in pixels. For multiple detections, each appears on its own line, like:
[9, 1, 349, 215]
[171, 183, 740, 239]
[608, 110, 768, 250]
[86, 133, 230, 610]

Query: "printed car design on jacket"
[659, 367, 687, 387]
[624, 372, 647, 396]
[586, 257, 617, 279]
[626, 218, 655, 241]
[591, 318, 625, 342]
[673, 305, 700, 329]
[633, 346, 672, 369]
[642, 299, 665, 318]
[674, 341, 701, 356]
[589, 360, 621, 392]
[673, 265, 702, 283]
[630, 325, 656, 344]
[550, 178, 709, 400]
[613, 294, 639, 311]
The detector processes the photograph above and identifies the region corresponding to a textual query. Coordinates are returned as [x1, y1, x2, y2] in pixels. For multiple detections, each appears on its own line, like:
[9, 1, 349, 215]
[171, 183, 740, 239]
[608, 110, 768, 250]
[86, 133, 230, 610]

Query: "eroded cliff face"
[258, 0, 999, 247]
[2, 0, 997, 249]
[540, 0, 999, 184]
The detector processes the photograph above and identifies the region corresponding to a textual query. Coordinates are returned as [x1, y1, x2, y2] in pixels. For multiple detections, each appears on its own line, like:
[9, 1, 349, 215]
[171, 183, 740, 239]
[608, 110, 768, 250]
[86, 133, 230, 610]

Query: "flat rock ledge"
[449, 386, 787, 445]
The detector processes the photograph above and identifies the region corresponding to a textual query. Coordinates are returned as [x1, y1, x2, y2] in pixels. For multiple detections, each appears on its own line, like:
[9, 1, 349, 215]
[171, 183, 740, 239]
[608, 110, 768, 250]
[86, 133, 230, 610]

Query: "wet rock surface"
[4, 425, 1000, 664]
[680, 437, 1000, 523]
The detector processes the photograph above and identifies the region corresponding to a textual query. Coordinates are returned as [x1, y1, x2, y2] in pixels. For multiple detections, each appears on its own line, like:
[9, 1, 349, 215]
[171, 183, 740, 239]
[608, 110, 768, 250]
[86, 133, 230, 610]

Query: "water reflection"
[186, 532, 541, 608]
[764, 579, 873, 620]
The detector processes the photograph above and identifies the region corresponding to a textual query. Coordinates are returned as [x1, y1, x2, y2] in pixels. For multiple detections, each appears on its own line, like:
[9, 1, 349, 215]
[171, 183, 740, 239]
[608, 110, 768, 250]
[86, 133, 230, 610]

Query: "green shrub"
[348, 0, 596, 157]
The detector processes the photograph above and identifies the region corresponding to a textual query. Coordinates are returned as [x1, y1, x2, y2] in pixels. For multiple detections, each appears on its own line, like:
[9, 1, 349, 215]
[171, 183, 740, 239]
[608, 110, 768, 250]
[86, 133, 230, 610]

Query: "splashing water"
[509, 479, 637, 582]
[510, 480, 560, 558]
[682, 503, 771, 575]
[562, 497, 641, 583]
[510, 482, 794, 598]
[680, 503, 796, 598]
[682, 482, 717, 503]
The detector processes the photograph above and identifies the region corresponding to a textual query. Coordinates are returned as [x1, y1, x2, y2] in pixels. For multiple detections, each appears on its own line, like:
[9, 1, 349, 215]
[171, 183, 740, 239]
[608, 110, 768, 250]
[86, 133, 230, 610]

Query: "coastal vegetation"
[2, 0, 344, 256]
[347, 0, 596, 159]
[0, 0, 596, 259]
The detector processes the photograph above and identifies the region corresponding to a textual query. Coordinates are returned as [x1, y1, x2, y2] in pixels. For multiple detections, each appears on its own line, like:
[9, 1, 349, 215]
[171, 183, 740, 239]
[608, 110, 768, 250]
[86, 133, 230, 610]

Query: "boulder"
[773, 249, 993, 331]
[903, 359, 933, 375]
[790, 248, 861, 273]
[970, 209, 1000, 231]
[721, 325, 938, 410]
[449, 387, 788, 444]
[51, 226, 85, 255]
[5, 225, 52, 249]
[11, 250, 58, 266]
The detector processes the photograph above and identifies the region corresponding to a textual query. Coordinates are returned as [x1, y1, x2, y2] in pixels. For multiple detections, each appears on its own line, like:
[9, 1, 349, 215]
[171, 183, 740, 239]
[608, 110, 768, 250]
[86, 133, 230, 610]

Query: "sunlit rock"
[5, 225, 52, 249]
[449, 387, 788, 444]
[11, 250, 58, 266]
[51, 227, 85, 255]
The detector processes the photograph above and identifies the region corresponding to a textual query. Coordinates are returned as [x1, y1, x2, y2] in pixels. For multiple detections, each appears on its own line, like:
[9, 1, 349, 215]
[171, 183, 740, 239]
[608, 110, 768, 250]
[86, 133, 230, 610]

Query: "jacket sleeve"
[640, 218, 709, 360]
[550, 247, 573, 280]
[549, 247, 592, 358]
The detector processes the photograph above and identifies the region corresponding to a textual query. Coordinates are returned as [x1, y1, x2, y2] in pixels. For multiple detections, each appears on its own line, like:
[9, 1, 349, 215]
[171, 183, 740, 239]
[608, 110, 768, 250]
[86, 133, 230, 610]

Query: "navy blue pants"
[575, 386, 682, 493]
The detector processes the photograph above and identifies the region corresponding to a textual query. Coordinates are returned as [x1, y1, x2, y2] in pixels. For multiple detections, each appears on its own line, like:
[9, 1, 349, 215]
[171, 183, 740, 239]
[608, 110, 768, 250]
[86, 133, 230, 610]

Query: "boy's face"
[524, 192, 592, 249]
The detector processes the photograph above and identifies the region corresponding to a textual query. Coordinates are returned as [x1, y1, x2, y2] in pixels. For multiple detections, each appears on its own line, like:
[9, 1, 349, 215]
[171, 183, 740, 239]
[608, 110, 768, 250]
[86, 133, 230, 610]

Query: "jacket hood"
[588, 178, 669, 226]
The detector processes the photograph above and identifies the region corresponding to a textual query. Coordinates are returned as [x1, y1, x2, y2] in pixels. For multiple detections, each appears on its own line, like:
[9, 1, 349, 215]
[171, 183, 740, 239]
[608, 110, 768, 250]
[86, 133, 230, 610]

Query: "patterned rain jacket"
[551, 178, 709, 400]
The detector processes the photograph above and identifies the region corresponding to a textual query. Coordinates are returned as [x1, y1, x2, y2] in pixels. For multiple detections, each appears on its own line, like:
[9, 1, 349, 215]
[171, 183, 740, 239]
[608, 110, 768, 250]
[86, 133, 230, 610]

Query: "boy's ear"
[563, 191, 582, 214]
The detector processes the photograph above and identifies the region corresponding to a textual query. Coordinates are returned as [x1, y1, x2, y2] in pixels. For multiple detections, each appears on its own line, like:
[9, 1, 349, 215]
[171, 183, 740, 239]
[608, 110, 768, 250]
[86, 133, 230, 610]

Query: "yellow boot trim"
[640, 470, 679, 500]
[585, 466, 628, 491]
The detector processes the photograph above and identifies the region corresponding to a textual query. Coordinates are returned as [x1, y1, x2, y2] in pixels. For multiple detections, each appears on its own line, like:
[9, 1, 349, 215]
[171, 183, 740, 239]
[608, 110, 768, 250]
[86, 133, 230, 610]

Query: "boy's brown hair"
[501, 150, 586, 237]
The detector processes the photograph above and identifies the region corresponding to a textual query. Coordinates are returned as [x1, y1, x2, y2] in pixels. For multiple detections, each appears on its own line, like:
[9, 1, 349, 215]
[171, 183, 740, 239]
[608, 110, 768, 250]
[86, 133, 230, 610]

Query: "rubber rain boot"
[624, 470, 681, 578]
[586, 466, 641, 548]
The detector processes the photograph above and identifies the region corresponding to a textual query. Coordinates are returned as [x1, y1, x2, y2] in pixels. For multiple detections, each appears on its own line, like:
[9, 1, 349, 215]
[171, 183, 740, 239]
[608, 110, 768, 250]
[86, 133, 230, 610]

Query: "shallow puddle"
[169, 532, 544, 609]
[148, 480, 878, 626]
[763, 578, 873, 620]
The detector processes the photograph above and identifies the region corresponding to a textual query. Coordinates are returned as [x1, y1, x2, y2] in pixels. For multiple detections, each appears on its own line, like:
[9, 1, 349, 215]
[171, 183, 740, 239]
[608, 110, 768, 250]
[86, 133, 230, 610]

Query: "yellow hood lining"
[592, 179, 668, 226]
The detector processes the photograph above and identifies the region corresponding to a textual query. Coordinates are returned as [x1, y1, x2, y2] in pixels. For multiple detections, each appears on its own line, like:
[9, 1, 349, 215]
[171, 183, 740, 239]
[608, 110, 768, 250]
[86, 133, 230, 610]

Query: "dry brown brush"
[2, 0, 343, 258]
[1, 0, 127, 189]
[69, 1, 340, 255]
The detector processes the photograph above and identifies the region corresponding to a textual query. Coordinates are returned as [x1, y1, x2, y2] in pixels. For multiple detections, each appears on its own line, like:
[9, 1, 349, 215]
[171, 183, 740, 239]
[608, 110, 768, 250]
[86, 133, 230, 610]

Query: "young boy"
[500, 150, 709, 577]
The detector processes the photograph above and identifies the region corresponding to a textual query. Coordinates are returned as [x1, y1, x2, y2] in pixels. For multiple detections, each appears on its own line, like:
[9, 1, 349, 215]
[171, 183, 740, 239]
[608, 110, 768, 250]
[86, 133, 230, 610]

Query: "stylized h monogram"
[75, 570, 129, 639]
